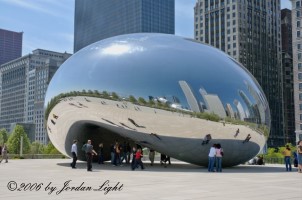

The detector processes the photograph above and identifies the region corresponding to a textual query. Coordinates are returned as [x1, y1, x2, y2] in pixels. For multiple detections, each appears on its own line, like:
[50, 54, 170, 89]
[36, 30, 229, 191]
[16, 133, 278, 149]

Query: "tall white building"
[291, 0, 302, 142]
[179, 80, 202, 112]
[0, 49, 71, 144]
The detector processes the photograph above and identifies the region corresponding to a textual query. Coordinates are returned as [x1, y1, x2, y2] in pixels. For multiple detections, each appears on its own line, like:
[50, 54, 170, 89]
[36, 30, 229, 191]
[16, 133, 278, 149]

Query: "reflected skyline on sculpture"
[45, 33, 270, 167]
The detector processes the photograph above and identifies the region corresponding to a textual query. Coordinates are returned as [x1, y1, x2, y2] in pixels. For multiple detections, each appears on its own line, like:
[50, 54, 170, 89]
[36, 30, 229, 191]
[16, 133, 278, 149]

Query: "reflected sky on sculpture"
[45, 33, 270, 167]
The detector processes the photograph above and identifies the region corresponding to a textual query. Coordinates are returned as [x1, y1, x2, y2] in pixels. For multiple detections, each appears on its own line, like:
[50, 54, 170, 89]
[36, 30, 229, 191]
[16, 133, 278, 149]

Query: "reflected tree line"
[45, 90, 269, 137]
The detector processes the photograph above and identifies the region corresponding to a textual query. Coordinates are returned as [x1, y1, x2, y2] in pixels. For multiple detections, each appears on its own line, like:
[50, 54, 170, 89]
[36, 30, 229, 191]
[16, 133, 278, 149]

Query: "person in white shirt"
[70, 140, 78, 169]
[208, 144, 216, 172]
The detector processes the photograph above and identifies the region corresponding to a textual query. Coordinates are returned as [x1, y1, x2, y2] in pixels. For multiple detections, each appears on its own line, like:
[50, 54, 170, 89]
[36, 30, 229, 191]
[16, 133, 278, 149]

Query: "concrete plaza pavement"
[0, 159, 301, 200]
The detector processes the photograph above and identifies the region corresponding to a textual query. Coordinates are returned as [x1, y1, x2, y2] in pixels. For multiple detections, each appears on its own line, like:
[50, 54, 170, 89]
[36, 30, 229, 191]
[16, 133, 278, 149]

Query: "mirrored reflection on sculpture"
[45, 33, 270, 167]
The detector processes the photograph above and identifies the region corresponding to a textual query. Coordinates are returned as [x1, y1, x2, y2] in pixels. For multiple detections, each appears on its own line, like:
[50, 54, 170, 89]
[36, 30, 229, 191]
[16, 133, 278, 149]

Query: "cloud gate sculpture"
[45, 33, 270, 167]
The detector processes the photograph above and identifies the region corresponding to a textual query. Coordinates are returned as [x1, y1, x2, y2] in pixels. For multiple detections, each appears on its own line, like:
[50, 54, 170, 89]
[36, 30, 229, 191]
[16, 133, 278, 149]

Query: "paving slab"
[0, 159, 301, 200]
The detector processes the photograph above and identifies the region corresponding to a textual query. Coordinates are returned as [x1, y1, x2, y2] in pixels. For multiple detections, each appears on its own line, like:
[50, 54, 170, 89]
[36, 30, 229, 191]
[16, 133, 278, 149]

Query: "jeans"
[208, 157, 215, 172]
[216, 157, 222, 172]
[86, 153, 92, 171]
[71, 152, 77, 168]
[111, 152, 114, 164]
[98, 154, 103, 164]
[284, 156, 292, 171]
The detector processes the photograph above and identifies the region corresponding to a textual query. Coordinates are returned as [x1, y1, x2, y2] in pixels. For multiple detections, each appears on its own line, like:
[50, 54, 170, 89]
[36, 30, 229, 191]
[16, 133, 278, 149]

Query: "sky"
[0, 0, 293, 55]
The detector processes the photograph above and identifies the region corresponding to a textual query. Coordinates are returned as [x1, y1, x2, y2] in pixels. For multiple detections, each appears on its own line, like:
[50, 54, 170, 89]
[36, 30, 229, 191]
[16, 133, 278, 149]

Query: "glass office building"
[0, 49, 71, 144]
[0, 28, 23, 65]
[291, 0, 302, 142]
[194, 0, 284, 147]
[74, 0, 175, 52]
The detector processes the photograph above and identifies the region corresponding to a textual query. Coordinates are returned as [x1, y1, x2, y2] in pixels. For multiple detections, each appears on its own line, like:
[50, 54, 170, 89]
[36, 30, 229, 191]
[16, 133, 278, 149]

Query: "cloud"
[1, 0, 72, 21]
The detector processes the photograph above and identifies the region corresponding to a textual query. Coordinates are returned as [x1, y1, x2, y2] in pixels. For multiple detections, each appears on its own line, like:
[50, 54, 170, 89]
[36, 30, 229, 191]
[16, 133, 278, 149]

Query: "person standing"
[70, 140, 78, 169]
[149, 149, 155, 166]
[84, 140, 97, 171]
[0, 144, 8, 163]
[215, 143, 223, 172]
[131, 146, 137, 170]
[98, 143, 104, 164]
[282, 145, 292, 172]
[110, 143, 114, 164]
[297, 140, 302, 173]
[133, 148, 145, 170]
[208, 144, 216, 172]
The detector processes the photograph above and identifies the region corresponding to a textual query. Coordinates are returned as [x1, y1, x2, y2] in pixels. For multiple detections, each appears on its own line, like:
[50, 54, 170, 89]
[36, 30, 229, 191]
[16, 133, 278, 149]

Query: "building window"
[297, 10, 301, 18]
[300, 114, 302, 121]
[300, 104, 302, 110]
[298, 31, 301, 38]
[299, 53, 302, 60]
[300, 124, 302, 130]
[299, 73, 302, 80]
[299, 83, 302, 90]
[297, 1, 301, 8]
[299, 44, 301, 50]
[299, 63, 302, 70]
[300, 93, 302, 100]
[298, 21, 301, 28]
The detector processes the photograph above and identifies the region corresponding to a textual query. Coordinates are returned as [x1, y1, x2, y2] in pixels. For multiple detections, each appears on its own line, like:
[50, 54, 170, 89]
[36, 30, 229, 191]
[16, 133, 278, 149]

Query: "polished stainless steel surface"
[45, 33, 270, 167]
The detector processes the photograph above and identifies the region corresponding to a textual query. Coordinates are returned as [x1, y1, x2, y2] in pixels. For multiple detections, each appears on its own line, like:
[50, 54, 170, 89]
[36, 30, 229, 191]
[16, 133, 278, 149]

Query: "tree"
[43, 142, 60, 154]
[0, 128, 8, 143]
[111, 92, 119, 100]
[138, 97, 147, 105]
[30, 142, 45, 154]
[129, 95, 137, 103]
[102, 91, 110, 98]
[0, 133, 3, 146]
[7, 125, 31, 154]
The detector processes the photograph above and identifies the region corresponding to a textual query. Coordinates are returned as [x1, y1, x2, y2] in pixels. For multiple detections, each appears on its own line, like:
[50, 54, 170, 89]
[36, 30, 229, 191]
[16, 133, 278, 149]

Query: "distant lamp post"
[20, 136, 23, 157]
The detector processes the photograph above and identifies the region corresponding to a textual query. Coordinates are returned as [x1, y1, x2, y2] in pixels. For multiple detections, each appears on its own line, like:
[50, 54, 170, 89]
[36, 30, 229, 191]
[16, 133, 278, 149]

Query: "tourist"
[202, 134, 212, 145]
[126, 142, 131, 164]
[234, 129, 239, 138]
[133, 148, 145, 170]
[120, 141, 127, 164]
[149, 149, 155, 166]
[113, 142, 121, 166]
[84, 140, 97, 171]
[215, 143, 223, 172]
[70, 140, 78, 169]
[297, 140, 302, 173]
[0, 144, 8, 163]
[208, 144, 216, 172]
[282, 145, 292, 171]
[98, 143, 104, 164]
[243, 134, 251, 143]
[110, 143, 114, 164]
[160, 153, 168, 167]
[131, 146, 137, 170]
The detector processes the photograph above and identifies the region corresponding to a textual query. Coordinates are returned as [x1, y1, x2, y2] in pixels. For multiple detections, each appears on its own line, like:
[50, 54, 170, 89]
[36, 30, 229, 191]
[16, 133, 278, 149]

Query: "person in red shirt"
[133, 148, 145, 170]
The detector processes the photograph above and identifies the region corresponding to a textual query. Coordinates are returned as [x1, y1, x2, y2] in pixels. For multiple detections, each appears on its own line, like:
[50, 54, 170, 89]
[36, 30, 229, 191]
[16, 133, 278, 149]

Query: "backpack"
[81, 144, 87, 152]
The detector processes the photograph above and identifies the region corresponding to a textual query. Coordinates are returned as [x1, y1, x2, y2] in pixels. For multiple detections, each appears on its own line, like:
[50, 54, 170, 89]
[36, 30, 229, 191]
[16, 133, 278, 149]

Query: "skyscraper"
[281, 8, 295, 144]
[0, 49, 71, 144]
[179, 80, 202, 112]
[0, 28, 23, 65]
[194, 0, 284, 146]
[290, 0, 302, 142]
[74, 0, 175, 52]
